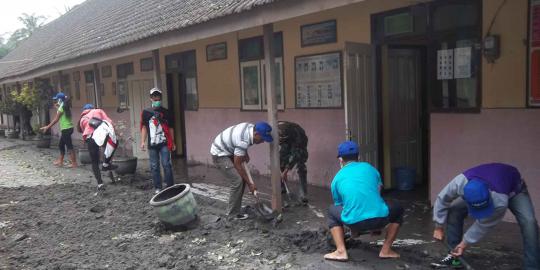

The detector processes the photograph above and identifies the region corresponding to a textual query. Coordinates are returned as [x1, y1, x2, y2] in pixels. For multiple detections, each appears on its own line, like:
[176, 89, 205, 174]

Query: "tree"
[0, 37, 9, 59]
[6, 13, 46, 49]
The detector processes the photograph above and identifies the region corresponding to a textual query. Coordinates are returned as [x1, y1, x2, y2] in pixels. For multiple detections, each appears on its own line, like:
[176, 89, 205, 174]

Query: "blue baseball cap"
[254, 121, 273, 143]
[52, 92, 66, 101]
[337, 141, 359, 157]
[82, 103, 94, 111]
[463, 179, 494, 219]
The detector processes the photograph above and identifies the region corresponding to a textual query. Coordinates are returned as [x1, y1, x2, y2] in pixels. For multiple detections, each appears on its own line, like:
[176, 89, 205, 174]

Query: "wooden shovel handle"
[242, 162, 258, 198]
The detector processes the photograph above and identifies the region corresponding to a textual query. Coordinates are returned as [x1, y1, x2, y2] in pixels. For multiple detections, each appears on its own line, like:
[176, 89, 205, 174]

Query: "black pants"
[328, 201, 404, 232]
[59, 128, 74, 155]
[86, 138, 105, 185]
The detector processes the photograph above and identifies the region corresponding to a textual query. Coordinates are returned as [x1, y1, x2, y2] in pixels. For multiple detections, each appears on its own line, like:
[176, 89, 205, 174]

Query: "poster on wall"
[530, 0, 540, 106]
[437, 49, 453, 80]
[295, 52, 342, 108]
[453, 47, 472, 79]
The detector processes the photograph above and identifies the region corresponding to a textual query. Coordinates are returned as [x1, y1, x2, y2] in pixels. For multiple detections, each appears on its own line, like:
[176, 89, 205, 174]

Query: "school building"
[0, 0, 537, 221]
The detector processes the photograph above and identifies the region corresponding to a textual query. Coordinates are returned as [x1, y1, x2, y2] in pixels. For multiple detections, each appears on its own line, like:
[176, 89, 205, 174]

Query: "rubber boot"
[68, 150, 78, 168]
[53, 154, 64, 167]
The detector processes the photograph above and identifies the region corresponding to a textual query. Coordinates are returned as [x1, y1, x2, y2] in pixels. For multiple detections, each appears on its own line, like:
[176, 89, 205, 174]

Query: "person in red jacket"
[78, 103, 118, 190]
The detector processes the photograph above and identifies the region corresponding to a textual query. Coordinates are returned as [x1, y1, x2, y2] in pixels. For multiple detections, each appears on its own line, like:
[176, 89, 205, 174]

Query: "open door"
[129, 79, 154, 159]
[345, 42, 378, 168]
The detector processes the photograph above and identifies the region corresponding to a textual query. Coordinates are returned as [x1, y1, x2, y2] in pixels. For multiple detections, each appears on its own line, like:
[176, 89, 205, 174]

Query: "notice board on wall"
[530, 0, 540, 106]
[295, 52, 342, 108]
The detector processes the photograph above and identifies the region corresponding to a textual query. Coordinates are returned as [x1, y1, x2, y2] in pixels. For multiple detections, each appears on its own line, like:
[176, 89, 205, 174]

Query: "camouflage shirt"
[278, 121, 308, 170]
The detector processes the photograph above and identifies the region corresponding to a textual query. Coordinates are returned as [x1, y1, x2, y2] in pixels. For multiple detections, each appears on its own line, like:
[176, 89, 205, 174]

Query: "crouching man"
[432, 163, 540, 269]
[325, 141, 403, 262]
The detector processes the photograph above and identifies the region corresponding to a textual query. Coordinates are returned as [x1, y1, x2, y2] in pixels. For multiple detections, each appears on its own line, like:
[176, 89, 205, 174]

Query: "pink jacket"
[79, 109, 113, 140]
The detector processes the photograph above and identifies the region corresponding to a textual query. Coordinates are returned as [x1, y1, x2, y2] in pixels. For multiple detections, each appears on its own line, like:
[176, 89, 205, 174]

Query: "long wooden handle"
[242, 162, 259, 198]
[242, 162, 254, 185]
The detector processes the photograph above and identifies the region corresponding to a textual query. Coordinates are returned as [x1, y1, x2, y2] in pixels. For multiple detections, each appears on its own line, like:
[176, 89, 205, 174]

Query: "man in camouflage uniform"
[279, 121, 309, 204]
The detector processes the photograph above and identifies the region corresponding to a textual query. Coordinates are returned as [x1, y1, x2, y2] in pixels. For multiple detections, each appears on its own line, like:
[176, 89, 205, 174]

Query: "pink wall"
[185, 108, 346, 187]
[430, 109, 540, 222]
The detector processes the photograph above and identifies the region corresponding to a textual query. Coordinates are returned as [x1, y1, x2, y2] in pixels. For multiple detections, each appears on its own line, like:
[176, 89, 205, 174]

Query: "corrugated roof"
[0, 0, 279, 81]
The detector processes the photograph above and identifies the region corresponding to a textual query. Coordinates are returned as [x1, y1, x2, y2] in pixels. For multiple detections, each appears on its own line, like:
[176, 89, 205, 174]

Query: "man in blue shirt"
[432, 163, 539, 269]
[325, 141, 403, 262]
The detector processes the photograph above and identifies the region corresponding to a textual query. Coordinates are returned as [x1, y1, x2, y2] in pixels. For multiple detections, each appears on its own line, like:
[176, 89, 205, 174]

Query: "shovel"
[242, 163, 275, 220]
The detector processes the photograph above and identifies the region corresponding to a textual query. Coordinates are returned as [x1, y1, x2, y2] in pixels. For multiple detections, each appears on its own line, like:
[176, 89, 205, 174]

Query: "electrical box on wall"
[483, 35, 500, 62]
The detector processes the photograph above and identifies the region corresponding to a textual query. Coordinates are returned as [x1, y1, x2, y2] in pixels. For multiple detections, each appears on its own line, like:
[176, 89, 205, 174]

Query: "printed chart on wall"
[530, 0, 540, 106]
[295, 52, 342, 108]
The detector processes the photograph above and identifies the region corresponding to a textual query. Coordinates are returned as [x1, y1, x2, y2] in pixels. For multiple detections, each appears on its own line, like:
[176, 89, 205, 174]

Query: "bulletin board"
[295, 52, 343, 108]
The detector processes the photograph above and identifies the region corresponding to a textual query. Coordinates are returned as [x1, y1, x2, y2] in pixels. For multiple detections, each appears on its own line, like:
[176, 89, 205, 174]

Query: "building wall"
[482, 0, 528, 108]
[185, 108, 345, 187]
[430, 0, 536, 222]
[430, 110, 540, 222]
[156, 0, 413, 186]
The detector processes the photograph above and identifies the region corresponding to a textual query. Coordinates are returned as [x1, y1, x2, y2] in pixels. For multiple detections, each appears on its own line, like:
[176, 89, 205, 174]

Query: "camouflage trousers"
[280, 146, 308, 200]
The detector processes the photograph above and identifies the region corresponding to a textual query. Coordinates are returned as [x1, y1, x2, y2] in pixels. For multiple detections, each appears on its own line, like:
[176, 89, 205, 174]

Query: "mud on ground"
[0, 181, 436, 270]
[0, 140, 524, 269]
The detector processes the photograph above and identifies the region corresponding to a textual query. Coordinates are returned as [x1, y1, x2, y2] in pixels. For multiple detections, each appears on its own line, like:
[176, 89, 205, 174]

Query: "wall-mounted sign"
[301, 20, 337, 47]
[206, 42, 227, 61]
[437, 49, 453, 80]
[295, 52, 342, 108]
[530, 0, 540, 106]
[453, 47, 472, 79]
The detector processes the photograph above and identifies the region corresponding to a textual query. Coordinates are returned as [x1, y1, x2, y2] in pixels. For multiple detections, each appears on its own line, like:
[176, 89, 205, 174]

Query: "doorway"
[166, 73, 186, 157]
[387, 47, 426, 186]
[164, 50, 197, 158]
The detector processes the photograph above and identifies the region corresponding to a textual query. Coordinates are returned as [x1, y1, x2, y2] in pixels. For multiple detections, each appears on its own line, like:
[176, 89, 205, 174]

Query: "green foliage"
[11, 83, 41, 111]
[0, 98, 16, 114]
[0, 13, 46, 59]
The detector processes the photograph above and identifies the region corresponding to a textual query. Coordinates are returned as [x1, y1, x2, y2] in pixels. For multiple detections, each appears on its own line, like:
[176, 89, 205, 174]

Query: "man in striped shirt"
[210, 121, 273, 219]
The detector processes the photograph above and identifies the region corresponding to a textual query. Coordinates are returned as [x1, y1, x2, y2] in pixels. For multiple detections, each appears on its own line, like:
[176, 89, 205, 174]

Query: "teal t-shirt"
[330, 162, 389, 224]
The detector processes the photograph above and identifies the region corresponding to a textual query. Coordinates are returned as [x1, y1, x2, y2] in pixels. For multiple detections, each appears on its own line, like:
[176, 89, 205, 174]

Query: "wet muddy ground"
[0, 139, 524, 269]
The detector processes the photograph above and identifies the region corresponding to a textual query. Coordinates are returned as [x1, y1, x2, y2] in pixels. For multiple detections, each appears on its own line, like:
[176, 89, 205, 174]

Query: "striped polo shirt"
[210, 122, 254, 157]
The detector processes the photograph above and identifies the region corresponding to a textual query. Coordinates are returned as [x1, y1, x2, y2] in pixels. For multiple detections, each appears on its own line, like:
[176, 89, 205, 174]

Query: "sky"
[0, 0, 86, 40]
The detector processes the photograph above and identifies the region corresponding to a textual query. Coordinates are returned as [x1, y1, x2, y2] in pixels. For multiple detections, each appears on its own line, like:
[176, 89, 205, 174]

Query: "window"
[433, 3, 478, 32]
[165, 50, 198, 110]
[430, 0, 481, 111]
[117, 80, 129, 109]
[101, 65, 112, 78]
[84, 71, 94, 84]
[185, 77, 198, 110]
[84, 71, 96, 105]
[239, 33, 284, 110]
[140, 57, 154, 72]
[116, 63, 134, 79]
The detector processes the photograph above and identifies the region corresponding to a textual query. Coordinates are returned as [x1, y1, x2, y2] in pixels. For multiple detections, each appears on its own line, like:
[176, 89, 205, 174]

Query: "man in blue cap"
[210, 121, 273, 220]
[325, 141, 403, 262]
[432, 163, 540, 269]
